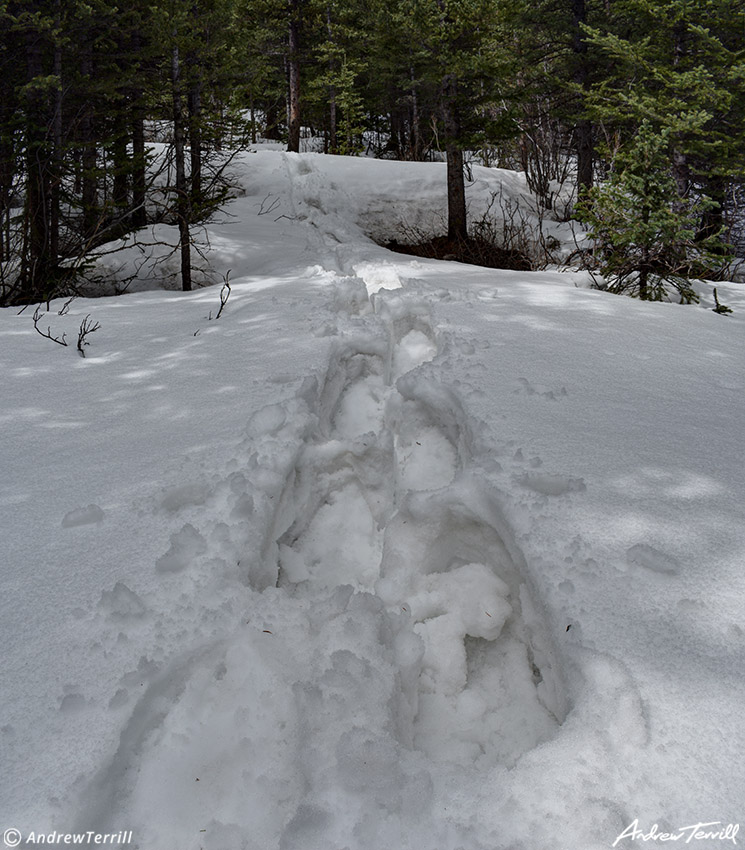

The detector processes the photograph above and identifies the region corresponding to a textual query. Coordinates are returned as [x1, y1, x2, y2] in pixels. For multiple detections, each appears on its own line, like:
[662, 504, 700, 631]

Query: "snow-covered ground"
[2, 150, 744, 850]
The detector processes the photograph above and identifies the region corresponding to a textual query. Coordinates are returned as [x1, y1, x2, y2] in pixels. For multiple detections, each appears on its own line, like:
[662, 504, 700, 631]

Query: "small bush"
[575, 122, 732, 303]
[385, 233, 531, 270]
[383, 188, 560, 271]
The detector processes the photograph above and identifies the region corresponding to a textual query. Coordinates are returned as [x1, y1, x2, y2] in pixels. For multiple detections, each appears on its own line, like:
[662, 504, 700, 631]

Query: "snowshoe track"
[271, 281, 567, 765]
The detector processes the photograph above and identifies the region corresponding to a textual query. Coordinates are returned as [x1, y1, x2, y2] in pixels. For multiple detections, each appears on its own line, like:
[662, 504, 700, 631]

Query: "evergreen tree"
[154, 0, 247, 291]
[307, 0, 368, 154]
[404, 0, 502, 240]
[493, 0, 610, 209]
[236, 0, 288, 141]
[576, 121, 724, 301]
[582, 0, 745, 247]
[360, 0, 441, 161]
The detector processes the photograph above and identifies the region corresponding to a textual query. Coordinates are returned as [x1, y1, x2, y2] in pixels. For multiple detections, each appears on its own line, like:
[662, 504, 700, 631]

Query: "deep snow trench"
[271, 282, 566, 766]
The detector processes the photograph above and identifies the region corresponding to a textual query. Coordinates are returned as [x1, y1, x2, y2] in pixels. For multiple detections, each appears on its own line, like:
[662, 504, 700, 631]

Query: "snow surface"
[2, 149, 745, 850]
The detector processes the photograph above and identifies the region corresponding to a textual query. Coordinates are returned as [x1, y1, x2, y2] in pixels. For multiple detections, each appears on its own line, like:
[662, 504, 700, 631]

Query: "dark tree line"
[2, 0, 743, 306]
[0, 0, 242, 305]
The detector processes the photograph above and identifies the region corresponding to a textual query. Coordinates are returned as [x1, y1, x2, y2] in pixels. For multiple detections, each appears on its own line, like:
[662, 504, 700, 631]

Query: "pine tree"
[307, 0, 368, 154]
[360, 0, 436, 160]
[154, 0, 246, 291]
[492, 0, 611, 209]
[404, 0, 502, 240]
[582, 0, 745, 248]
[576, 121, 724, 301]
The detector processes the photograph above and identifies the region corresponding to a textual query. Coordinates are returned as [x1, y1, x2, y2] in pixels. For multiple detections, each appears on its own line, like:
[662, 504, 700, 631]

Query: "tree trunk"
[697, 176, 726, 245]
[441, 75, 467, 242]
[81, 135, 98, 237]
[287, 0, 301, 153]
[188, 79, 203, 208]
[575, 119, 593, 192]
[80, 51, 98, 239]
[572, 0, 593, 193]
[328, 86, 337, 153]
[446, 147, 467, 241]
[389, 111, 404, 158]
[130, 26, 147, 229]
[112, 121, 129, 216]
[639, 200, 650, 300]
[410, 64, 421, 161]
[671, 148, 689, 206]
[131, 111, 147, 228]
[325, 7, 337, 154]
[50, 0, 62, 265]
[0, 95, 13, 261]
[264, 100, 282, 140]
[171, 41, 191, 292]
[671, 19, 689, 210]
[24, 18, 49, 299]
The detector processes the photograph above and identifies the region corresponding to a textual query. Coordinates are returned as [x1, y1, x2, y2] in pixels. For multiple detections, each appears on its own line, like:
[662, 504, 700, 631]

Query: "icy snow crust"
[2, 150, 745, 850]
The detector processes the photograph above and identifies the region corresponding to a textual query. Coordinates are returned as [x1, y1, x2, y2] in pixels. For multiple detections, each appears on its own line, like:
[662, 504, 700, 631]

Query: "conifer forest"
[1, 0, 743, 306]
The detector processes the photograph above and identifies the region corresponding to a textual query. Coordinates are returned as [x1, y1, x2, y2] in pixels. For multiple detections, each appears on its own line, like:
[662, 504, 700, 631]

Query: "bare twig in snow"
[257, 194, 281, 216]
[33, 305, 68, 347]
[77, 315, 100, 357]
[210, 270, 231, 320]
[58, 296, 76, 316]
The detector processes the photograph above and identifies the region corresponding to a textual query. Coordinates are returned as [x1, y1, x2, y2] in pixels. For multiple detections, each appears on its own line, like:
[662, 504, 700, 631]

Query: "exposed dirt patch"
[384, 234, 532, 271]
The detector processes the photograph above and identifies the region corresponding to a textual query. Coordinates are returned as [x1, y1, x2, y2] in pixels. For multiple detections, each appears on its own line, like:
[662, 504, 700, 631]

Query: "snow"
[1, 148, 745, 850]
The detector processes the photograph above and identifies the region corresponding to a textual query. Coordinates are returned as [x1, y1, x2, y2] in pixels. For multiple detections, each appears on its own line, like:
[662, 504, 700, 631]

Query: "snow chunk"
[397, 425, 457, 491]
[408, 563, 511, 695]
[280, 804, 332, 850]
[354, 262, 402, 294]
[517, 472, 586, 496]
[284, 481, 382, 590]
[393, 329, 437, 376]
[99, 582, 147, 618]
[155, 523, 207, 573]
[59, 693, 86, 713]
[61, 504, 105, 527]
[626, 542, 680, 575]
[278, 543, 311, 583]
[332, 374, 385, 438]
[247, 403, 287, 438]
[160, 481, 210, 513]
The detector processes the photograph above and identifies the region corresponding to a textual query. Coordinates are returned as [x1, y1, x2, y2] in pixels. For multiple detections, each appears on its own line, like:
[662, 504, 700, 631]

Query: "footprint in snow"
[268, 291, 568, 769]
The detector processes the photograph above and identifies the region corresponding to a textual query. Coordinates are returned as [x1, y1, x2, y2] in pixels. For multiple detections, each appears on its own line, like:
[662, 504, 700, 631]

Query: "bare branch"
[257, 194, 281, 217]
[58, 295, 76, 316]
[210, 270, 231, 320]
[33, 305, 68, 348]
[77, 314, 100, 357]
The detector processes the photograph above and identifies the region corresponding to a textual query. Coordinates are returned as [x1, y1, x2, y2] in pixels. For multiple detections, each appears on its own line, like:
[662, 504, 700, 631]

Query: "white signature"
[613, 820, 740, 846]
